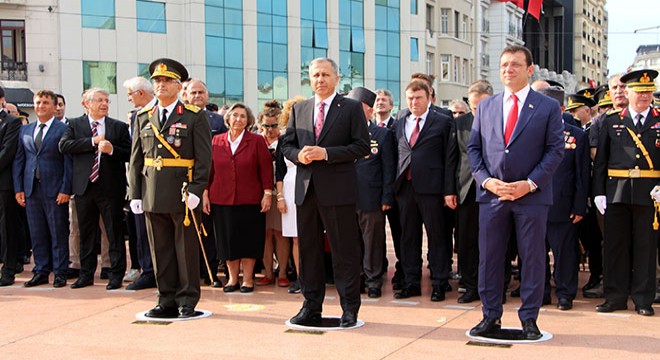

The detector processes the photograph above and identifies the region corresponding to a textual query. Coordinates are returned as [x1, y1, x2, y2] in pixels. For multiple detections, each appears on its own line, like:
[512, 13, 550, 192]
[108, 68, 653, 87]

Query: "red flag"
[498, 0, 524, 8]
[527, 0, 543, 21]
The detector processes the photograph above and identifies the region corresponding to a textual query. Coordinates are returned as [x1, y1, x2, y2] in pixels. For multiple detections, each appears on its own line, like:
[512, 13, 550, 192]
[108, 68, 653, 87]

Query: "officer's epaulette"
[184, 103, 201, 113]
[606, 108, 622, 116]
[137, 105, 154, 116]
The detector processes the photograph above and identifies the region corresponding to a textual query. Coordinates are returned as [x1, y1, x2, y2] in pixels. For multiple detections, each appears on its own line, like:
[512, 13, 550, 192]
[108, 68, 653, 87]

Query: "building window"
[375, 0, 401, 108]
[426, 52, 434, 75]
[462, 14, 468, 40]
[137, 63, 150, 78]
[462, 58, 468, 84]
[410, 37, 419, 62]
[440, 8, 449, 34]
[258, 0, 288, 108]
[205, 0, 244, 105]
[426, 4, 434, 32]
[0, 20, 26, 81]
[453, 56, 459, 82]
[136, 0, 166, 33]
[454, 11, 459, 38]
[301, 0, 329, 97]
[440, 54, 450, 81]
[81, 0, 115, 29]
[83, 61, 117, 94]
[410, 0, 417, 15]
[339, 0, 366, 93]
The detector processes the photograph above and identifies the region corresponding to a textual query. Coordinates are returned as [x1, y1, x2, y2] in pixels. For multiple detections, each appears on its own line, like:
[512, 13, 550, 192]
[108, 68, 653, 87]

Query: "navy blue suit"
[13, 119, 72, 276]
[544, 123, 589, 301]
[207, 110, 228, 135]
[467, 88, 564, 321]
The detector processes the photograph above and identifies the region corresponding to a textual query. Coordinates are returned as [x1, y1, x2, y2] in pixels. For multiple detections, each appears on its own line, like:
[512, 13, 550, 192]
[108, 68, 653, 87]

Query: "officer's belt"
[625, 127, 655, 170]
[144, 157, 194, 181]
[607, 169, 660, 178]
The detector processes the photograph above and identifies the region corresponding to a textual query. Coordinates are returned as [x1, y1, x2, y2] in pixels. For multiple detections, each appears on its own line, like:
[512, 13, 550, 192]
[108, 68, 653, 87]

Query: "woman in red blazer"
[202, 103, 274, 293]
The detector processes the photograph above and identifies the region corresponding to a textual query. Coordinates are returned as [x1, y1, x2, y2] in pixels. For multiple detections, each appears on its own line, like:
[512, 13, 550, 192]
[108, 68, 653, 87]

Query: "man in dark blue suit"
[348, 87, 396, 299]
[13, 89, 72, 288]
[540, 90, 590, 311]
[467, 45, 564, 340]
[393, 80, 453, 302]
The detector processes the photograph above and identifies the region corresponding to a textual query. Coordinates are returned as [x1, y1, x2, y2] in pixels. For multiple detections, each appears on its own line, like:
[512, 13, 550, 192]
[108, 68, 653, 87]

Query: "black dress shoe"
[179, 305, 196, 318]
[53, 274, 67, 288]
[126, 274, 157, 291]
[223, 283, 240, 292]
[542, 294, 552, 305]
[521, 318, 542, 340]
[70, 277, 94, 289]
[367, 287, 381, 298]
[0, 274, 15, 287]
[510, 287, 520, 298]
[469, 317, 501, 337]
[430, 287, 445, 302]
[557, 298, 572, 311]
[392, 276, 404, 291]
[22, 255, 31, 265]
[394, 285, 421, 299]
[210, 280, 223, 288]
[340, 310, 358, 327]
[582, 276, 602, 291]
[65, 268, 80, 279]
[635, 306, 655, 316]
[15, 264, 24, 274]
[106, 278, 122, 290]
[145, 305, 178, 319]
[290, 308, 322, 326]
[442, 283, 452, 292]
[100, 267, 110, 280]
[240, 285, 254, 293]
[457, 290, 480, 304]
[24, 273, 49, 287]
[596, 301, 627, 313]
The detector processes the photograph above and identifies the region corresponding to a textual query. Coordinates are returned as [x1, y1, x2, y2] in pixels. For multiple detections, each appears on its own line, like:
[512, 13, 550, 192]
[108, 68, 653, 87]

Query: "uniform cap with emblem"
[620, 69, 658, 92]
[566, 94, 596, 111]
[654, 90, 660, 107]
[149, 58, 189, 82]
[594, 84, 613, 108]
[576, 88, 596, 99]
[544, 79, 565, 89]
[346, 87, 376, 108]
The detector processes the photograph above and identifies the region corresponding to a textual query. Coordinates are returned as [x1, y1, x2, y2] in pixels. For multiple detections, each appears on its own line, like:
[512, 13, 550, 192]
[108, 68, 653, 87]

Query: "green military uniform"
[128, 59, 212, 313]
[592, 69, 660, 314]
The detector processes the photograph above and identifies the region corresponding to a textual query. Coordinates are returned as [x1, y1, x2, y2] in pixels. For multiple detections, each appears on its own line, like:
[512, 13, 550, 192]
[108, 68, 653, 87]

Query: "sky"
[605, 0, 660, 73]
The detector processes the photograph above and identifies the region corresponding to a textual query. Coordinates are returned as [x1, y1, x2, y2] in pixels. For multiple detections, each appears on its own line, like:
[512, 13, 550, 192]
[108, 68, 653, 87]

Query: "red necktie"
[379, 122, 386, 127]
[504, 94, 518, 145]
[315, 102, 325, 141]
[406, 117, 422, 180]
[89, 121, 100, 183]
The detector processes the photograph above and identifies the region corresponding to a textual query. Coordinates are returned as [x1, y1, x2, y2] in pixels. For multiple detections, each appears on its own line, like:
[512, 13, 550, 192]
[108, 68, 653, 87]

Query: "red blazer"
[208, 131, 274, 205]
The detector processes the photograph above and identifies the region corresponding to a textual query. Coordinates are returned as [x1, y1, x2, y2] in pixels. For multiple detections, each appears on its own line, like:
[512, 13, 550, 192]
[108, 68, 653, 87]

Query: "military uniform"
[128, 59, 212, 315]
[593, 69, 660, 314]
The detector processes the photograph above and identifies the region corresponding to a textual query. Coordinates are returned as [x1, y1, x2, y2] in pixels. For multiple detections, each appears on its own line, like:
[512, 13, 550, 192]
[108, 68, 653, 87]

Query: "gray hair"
[122, 77, 153, 93]
[375, 89, 394, 105]
[449, 99, 468, 111]
[310, 57, 339, 75]
[84, 87, 110, 101]
[468, 80, 494, 96]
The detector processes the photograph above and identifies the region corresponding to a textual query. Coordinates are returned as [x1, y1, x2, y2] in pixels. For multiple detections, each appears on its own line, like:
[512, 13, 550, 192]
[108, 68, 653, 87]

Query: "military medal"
[167, 136, 175, 144]
[571, 143, 576, 149]
[371, 147, 379, 155]
[169, 127, 176, 135]
[174, 138, 182, 147]
[656, 139, 660, 148]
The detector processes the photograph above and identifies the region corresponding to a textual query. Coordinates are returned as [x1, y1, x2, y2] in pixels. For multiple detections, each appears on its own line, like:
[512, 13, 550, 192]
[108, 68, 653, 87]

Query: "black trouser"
[456, 184, 479, 292]
[578, 207, 603, 281]
[0, 191, 20, 276]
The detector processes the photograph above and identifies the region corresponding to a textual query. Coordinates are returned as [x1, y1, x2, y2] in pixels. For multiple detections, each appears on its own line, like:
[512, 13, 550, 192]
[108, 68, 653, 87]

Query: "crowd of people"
[0, 49, 659, 331]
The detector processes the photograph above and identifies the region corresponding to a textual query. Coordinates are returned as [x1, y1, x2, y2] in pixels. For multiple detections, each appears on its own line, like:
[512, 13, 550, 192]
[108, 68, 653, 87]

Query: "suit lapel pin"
[528, 104, 534, 109]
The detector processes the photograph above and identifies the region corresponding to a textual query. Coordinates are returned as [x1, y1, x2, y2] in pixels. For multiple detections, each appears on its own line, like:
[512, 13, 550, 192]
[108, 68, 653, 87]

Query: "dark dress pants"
[456, 184, 479, 292]
[0, 191, 20, 276]
[545, 221, 580, 300]
[126, 212, 154, 274]
[578, 207, 603, 281]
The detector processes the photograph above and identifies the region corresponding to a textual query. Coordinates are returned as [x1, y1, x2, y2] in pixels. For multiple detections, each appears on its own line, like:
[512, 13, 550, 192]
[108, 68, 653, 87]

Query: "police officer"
[593, 69, 660, 316]
[128, 58, 212, 318]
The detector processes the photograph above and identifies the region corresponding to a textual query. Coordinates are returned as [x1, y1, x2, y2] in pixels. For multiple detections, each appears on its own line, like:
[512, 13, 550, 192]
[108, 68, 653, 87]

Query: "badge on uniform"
[174, 138, 182, 147]
[656, 139, 660, 148]
[173, 123, 187, 129]
[167, 136, 175, 144]
[169, 127, 176, 135]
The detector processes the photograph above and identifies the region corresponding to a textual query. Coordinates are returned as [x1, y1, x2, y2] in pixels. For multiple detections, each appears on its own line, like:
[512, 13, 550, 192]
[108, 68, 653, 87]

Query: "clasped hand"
[297, 146, 326, 165]
[485, 179, 530, 201]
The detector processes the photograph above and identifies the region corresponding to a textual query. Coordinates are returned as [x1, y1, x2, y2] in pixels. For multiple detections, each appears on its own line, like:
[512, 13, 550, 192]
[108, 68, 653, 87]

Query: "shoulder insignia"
[606, 108, 622, 116]
[184, 104, 200, 113]
[652, 108, 659, 117]
[137, 106, 154, 116]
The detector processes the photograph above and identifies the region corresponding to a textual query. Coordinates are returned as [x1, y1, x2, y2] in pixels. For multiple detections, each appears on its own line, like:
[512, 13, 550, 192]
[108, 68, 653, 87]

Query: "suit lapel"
[233, 132, 251, 156]
[489, 93, 505, 145]
[162, 102, 183, 132]
[639, 107, 658, 133]
[317, 95, 343, 144]
[398, 110, 412, 151]
[26, 122, 37, 153]
[508, 91, 538, 146]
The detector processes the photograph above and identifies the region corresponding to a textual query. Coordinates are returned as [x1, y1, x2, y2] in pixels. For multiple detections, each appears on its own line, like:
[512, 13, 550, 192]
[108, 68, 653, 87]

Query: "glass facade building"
[374, 0, 401, 107]
[257, 0, 289, 109]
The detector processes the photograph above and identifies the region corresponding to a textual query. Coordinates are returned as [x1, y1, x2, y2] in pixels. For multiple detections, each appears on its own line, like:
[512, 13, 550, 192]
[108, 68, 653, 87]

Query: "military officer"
[593, 69, 660, 316]
[594, 85, 613, 115]
[128, 58, 212, 319]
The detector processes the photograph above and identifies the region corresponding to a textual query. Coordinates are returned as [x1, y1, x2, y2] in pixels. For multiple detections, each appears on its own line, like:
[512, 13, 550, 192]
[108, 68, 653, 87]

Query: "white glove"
[183, 192, 200, 210]
[594, 195, 607, 215]
[651, 186, 660, 202]
[130, 199, 143, 214]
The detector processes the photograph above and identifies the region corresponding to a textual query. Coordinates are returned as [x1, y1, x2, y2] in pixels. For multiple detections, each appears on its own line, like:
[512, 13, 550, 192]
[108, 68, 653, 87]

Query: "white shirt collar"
[159, 101, 178, 121]
[628, 107, 650, 123]
[315, 93, 337, 109]
[504, 84, 531, 105]
[228, 130, 246, 154]
[89, 115, 105, 125]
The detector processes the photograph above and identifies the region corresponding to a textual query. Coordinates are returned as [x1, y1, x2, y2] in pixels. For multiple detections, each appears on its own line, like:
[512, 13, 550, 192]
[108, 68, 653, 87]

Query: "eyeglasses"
[452, 111, 466, 115]
[127, 90, 140, 98]
[261, 123, 279, 128]
[152, 77, 180, 84]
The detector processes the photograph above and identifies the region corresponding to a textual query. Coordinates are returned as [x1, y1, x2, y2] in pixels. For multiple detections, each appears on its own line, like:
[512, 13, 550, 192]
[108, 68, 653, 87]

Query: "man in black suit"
[393, 80, 453, 302]
[348, 87, 396, 299]
[0, 87, 22, 286]
[59, 88, 132, 290]
[281, 57, 370, 327]
[374, 89, 404, 290]
[445, 80, 493, 303]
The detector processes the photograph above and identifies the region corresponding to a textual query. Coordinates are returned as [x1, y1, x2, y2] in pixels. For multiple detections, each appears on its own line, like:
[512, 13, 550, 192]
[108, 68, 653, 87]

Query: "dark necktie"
[34, 123, 46, 180]
[89, 121, 100, 183]
[504, 94, 519, 145]
[406, 117, 422, 180]
[315, 102, 325, 141]
[635, 113, 644, 133]
[161, 108, 168, 126]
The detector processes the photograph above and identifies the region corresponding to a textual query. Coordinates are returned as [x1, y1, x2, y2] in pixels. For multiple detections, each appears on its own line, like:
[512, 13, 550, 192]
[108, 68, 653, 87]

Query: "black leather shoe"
[240, 285, 254, 293]
[557, 298, 572, 311]
[24, 273, 49, 287]
[340, 310, 358, 327]
[179, 305, 196, 318]
[394, 285, 421, 299]
[290, 308, 322, 326]
[70, 277, 94, 289]
[367, 287, 381, 298]
[521, 318, 542, 340]
[430, 287, 445, 302]
[288, 280, 301, 294]
[53, 275, 67, 288]
[469, 317, 501, 337]
[65, 268, 80, 279]
[106, 278, 122, 290]
[223, 283, 240, 292]
[635, 306, 655, 316]
[126, 274, 157, 291]
[654, 292, 660, 304]
[100, 267, 110, 280]
[145, 305, 178, 319]
[542, 294, 552, 306]
[596, 301, 627, 313]
[442, 283, 452, 292]
[582, 275, 602, 291]
[0, 273, 15, 287]
[210, 280, 223, 288]
[457, 290, 480, 304]
[392, 276, 404, 291]
[510, 287, 520, 298]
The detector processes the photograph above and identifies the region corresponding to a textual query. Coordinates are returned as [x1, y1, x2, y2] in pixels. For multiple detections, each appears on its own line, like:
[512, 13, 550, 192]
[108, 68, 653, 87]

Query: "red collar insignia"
[176, 104, 184, 115]
[619, 108, 628, 119]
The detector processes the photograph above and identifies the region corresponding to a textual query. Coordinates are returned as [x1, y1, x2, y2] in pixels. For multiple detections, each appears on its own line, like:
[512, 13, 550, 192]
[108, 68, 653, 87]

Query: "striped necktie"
[89, 121, 100, 183]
